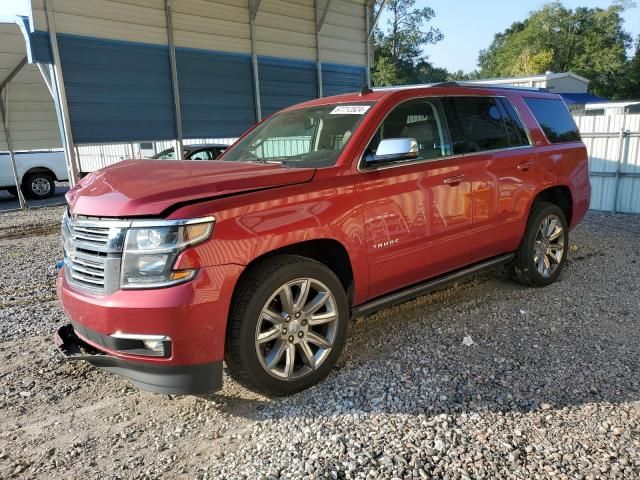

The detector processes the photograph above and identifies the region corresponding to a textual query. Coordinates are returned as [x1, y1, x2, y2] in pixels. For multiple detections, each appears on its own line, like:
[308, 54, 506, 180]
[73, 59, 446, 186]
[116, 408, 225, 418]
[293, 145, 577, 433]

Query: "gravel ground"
[0, 182, 69, 212]
[0, 207, 638, 479]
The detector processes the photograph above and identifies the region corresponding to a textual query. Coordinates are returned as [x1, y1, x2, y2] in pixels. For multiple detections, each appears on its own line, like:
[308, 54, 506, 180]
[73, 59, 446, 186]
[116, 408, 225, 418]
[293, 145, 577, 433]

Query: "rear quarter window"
[524, 98, 581, 144]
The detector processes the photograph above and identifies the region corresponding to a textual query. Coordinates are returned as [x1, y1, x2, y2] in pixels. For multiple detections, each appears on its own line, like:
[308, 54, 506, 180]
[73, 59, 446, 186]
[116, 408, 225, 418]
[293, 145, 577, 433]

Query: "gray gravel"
[0, 207, 638, 479]
[0, 182, 69, 213]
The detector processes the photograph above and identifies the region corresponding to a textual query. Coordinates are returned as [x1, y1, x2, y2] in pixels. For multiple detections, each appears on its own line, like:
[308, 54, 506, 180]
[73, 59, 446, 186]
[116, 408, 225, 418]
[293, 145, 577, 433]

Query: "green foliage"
[617, 36, 640, 98]
[478, 2, 635, 98]
[372, 0, 444, 85]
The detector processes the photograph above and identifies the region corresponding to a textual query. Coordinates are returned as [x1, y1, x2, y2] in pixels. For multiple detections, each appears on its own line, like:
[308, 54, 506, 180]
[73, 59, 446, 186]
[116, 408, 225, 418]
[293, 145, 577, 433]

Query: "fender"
[168, 168, 370, 305]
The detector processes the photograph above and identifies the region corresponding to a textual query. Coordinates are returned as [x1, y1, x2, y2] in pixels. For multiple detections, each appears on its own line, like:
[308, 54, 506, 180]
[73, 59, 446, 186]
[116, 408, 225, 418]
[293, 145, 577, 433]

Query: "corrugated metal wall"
[27, 0, 367, 145]
[0, 23, 61, 151]
[575, 112, 640, 213]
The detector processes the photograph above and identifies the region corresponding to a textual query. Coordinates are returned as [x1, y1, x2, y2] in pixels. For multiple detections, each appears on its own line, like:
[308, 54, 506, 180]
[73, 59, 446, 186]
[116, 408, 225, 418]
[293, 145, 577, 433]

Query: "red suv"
[56, 83, 590, 396]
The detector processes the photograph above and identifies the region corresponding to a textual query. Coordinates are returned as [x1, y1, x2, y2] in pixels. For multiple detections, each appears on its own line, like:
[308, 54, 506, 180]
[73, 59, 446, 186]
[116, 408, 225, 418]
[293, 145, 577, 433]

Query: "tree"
[372, 0, 444, 85]
[618, 36, 640, 98]
[478, 2, 633, 98]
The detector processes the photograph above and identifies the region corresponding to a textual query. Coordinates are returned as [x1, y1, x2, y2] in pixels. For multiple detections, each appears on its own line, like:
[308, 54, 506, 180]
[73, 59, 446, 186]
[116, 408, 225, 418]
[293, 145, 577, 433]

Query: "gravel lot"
[0, 183, 69, 213]
[0, 207, 638, 479]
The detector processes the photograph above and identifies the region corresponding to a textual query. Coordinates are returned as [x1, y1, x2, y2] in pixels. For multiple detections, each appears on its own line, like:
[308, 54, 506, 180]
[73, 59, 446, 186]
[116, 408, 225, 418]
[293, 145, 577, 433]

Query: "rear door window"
[498, 98, 530, 147]
[523, 97, 581, 143]
[442, 97, 516, 154]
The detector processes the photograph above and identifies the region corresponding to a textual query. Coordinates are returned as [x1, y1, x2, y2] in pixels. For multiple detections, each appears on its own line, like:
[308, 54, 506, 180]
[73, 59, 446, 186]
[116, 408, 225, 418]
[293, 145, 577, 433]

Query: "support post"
[249, 0, 262, 122]
[365, 1, 371, 87]
[44, 0, 80, 186]
[315, 0, 332, 98]
[611, 108, 629, 214]
[165, 0, 184, 159]
[0, 87, 27, 209]
[368, 0, 387, 40]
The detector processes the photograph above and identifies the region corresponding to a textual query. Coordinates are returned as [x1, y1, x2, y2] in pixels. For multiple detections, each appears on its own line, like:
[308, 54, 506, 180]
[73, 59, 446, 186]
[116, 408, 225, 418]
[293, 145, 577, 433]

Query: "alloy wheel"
[255, 278, 339, 380]
[533, 214, 565, 278]
[31, 177, 51, 196]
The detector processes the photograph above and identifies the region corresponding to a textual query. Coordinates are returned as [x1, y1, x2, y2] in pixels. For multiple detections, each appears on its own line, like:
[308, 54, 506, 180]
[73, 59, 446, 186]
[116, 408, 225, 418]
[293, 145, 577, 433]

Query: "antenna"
[360, 85, 373, 96]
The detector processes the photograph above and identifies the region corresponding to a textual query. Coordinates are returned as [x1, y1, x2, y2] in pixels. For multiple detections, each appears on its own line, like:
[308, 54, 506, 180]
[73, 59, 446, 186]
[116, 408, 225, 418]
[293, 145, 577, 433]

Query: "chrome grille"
[62, 214, 129, 294]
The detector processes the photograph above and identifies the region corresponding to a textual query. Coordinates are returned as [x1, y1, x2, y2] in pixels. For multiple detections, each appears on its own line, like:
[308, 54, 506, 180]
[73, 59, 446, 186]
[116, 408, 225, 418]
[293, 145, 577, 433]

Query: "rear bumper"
[55, 323, 223, 395]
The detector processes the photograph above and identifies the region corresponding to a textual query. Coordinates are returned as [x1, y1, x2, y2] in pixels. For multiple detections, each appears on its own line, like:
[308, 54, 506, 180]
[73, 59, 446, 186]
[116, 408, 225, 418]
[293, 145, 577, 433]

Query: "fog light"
[143, 339, 164, 353]
[111, 332, 171, 357]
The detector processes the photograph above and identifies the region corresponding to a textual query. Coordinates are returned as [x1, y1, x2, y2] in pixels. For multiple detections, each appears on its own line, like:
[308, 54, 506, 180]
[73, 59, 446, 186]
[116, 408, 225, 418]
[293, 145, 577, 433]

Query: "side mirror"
[367, 138, 419, 164]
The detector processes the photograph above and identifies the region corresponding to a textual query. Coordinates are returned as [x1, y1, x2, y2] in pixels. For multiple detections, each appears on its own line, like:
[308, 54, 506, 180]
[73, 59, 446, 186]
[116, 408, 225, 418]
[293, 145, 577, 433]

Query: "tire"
[225, 255, 349, 396]
[511, 201, 568, 287]
[24, 172, 55, 199]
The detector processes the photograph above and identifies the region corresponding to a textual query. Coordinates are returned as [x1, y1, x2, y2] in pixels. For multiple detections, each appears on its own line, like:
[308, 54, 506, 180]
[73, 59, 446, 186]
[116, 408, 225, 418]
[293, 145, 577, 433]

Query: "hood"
[66, 160, 316, 217]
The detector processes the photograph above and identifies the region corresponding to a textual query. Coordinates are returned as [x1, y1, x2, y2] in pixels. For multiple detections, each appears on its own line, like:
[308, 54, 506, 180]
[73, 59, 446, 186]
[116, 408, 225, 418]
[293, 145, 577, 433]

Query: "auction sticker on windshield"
[330, 105, 371, 115]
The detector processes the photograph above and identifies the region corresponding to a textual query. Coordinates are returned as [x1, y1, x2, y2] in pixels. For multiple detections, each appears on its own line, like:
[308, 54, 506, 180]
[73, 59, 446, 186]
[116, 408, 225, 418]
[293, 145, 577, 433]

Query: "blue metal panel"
[176, 48, 256, 139]
[322, 63, 366, 97]
[258, 56, 317, 116]
[57, 34, 176, 143]
[28, 31, 53, 63]
[28, 32, 367, 144]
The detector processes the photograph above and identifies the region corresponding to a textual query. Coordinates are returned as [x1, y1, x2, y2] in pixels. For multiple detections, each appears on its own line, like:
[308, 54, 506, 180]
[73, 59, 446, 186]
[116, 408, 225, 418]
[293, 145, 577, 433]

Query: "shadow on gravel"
[204, 255, 638, 421]
[0, 183, 68, 212]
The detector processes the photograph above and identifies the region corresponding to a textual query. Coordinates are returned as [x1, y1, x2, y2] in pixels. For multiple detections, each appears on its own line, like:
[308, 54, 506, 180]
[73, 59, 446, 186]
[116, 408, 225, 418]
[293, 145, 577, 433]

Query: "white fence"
[574, 111, 640, 213]
[76, 138, 238, 171]
[71, 110, 640, 214]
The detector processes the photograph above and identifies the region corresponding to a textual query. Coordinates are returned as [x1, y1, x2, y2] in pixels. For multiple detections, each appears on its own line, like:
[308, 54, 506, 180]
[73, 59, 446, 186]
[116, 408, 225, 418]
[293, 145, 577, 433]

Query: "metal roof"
[0, 20, 61, 151]
[559, 92, 608, 105]
[465, 72, 590, 85]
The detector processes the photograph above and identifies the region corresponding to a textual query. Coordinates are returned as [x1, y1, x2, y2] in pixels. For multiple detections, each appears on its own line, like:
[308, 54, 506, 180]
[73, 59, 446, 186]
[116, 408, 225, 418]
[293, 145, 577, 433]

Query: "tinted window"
[442, 97, 513, 154]
[524, 98, 580, 143]
[365, 99, 450, 162]
[189, 149, 214, 160]
[498, 98, 530, 147]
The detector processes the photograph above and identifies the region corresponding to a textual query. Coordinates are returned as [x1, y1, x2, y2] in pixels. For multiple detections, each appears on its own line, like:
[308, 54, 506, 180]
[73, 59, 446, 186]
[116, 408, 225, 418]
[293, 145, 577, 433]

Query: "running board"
[351, 253, 515, 318]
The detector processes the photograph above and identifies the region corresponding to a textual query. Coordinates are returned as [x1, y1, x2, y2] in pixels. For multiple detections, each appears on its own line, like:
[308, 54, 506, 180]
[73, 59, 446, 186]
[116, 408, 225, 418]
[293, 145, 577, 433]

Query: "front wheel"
[225, 255, 349, 396]
[511, 202, 568, 287]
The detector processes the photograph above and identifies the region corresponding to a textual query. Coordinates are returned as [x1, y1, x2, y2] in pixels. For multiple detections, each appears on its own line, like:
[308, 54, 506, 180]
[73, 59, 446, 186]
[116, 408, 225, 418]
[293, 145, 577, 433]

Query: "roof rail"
[371, 81, 549, 93]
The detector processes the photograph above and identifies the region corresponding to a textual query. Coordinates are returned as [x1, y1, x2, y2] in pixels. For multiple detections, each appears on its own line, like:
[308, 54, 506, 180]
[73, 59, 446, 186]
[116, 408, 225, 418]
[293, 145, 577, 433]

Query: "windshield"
[222, 103, 374, 168]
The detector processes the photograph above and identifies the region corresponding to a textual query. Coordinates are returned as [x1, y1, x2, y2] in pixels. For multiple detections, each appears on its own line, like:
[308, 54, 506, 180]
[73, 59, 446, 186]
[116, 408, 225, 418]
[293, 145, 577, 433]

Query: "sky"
[393, 0, 640, 73]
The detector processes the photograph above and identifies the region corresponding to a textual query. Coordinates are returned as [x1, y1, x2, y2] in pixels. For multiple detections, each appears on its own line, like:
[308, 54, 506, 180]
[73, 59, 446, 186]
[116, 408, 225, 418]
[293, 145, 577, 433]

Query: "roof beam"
[368, 0, 387, 40]
[316, 0, 333, 32]
[0, 57, 27, 95]
[250, 0, 262, 21]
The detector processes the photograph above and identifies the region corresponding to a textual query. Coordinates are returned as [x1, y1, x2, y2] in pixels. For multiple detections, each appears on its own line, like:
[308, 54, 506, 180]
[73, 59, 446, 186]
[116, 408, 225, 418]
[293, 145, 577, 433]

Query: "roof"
[287, 83, 559, 111]
[466, 72, 590, 85]
[559, 93, 608, 105]
[584, 100, 640, 111]
[0, 20, 61, 151]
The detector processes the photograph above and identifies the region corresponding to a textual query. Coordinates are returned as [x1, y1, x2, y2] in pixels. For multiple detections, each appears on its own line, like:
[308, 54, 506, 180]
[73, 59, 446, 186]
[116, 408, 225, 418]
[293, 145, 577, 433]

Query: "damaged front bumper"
[54, 324, 222, 395]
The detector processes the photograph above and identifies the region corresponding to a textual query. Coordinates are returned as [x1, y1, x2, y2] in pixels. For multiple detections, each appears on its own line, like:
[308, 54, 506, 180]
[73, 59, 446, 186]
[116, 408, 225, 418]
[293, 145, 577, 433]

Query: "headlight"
[121, 217, 214, 289]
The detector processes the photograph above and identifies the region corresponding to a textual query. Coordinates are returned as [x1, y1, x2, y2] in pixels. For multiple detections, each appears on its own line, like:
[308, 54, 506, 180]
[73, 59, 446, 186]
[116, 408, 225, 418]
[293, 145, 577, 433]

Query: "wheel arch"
[22, 166, 58, 184]
[531, 185, 573, 226]
[234, 238, 356, 307]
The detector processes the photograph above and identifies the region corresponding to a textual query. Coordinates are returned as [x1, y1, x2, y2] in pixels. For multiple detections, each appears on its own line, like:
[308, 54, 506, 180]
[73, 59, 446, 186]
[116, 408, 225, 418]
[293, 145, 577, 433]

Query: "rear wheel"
[225, 255, 349, 396]
[511, 202, 568, 287]
[24, 172, 55, 199]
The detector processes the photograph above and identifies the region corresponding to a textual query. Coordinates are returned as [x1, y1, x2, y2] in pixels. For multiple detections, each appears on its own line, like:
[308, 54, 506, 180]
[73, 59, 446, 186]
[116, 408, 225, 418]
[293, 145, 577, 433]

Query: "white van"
[0, 151, 68, 199]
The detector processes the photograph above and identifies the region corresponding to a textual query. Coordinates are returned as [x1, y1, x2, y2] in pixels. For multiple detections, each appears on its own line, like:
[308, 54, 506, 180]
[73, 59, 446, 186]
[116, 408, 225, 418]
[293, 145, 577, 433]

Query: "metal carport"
[0, 18, 72, 209]
[2, 0, 382, 207]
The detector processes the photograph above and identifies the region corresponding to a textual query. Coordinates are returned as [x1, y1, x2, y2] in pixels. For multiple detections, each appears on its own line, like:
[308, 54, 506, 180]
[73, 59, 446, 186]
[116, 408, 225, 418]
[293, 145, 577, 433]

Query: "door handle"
[443, 175, 466, 186]
[517, 161, 535, 171]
